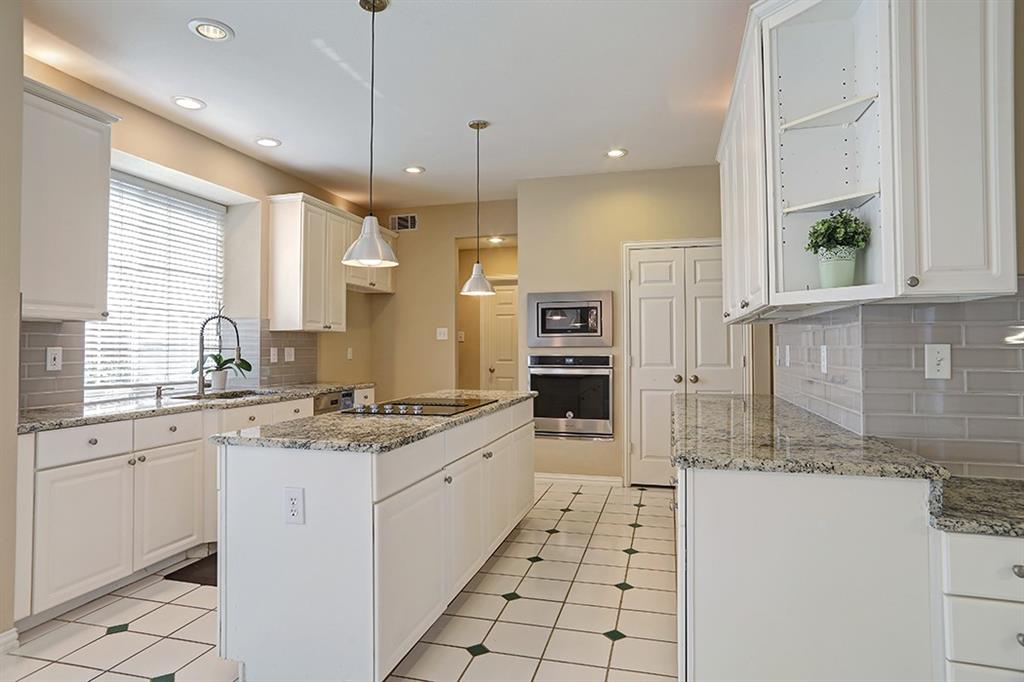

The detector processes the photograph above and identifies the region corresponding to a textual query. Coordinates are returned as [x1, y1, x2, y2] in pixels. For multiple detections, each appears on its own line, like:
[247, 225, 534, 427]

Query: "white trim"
[0, 628, 20, 654]
[535, 472, 625, 488]
[24, 77, 121, 124]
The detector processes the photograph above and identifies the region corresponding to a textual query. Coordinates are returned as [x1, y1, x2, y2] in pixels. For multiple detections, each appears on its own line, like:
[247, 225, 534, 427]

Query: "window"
[85, 172, 226, 401]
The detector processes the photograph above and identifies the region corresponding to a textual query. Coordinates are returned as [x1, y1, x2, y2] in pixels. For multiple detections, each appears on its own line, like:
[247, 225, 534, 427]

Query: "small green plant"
[193, 353, 253, 377]
[805, 209, 871, 254]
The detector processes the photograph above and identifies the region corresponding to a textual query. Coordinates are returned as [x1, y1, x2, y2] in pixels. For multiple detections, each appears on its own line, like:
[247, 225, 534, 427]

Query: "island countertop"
[209, 389, 536, 454]
[671, 393, 949, 482]
[934, 476, 1024, 538]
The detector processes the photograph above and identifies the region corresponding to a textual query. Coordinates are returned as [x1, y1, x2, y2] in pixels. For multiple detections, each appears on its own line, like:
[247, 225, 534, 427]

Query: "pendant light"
[460, 120, 496, 296]
[343, 0, 398, 268]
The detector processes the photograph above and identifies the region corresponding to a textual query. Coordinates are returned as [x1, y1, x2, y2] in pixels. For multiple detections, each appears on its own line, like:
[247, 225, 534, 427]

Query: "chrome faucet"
[197, 313, 241, 399]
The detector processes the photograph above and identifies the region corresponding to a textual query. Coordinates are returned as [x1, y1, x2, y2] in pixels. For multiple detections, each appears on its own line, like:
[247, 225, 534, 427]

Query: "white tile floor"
[2, 479, 677, 682]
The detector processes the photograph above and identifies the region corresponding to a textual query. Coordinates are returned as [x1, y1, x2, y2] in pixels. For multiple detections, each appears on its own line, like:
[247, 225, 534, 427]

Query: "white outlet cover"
[45, 346, 63, 372]
[347, 347, 353, 360]
[436, 327, 449, 341]
[284, 347, 295, 362]
[269, 347, 278, 364]
[820, 345, 828, 374]
[924, 343, 952, 380]
[284, 487, 305, 525]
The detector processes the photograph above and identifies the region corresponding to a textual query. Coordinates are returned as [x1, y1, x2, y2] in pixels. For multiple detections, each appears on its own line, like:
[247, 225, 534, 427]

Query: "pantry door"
[480, 284, 518, 391]
[684, 246, 746, 396]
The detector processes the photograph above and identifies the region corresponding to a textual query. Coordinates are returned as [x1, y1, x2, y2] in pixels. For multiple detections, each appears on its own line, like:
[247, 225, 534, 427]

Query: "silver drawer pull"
[248, 415, 256, 422]
[444, 475, 453, 484]
[128, 458, 136, 466]
[137, 455, 147, 462]
[87, 438, 98, 445]
[169, 425, 178, 432]
[482, 451, 493, 459]
[1017, 633, 1024, 648]
[1012, 565, 1024, 579]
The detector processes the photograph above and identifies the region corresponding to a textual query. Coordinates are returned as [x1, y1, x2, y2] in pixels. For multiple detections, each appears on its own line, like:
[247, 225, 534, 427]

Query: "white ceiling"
[24, 0, 750, 210]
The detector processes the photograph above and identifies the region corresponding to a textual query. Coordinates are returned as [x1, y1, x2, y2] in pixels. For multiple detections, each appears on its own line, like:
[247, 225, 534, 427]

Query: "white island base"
[217, 400, 534, 682]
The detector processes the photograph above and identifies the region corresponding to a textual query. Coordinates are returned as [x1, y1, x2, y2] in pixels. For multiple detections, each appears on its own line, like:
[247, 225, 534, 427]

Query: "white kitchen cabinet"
[268, 193, 354, 332]
[511, 423, 535, 517]
[374, 471, 447, 677]
[719, 0, 1016, 323]
[272, 398, 314, 423]
[15, 435, 35, 622]
[219, 403, 276, 432]
[33, 454, 135, 612]
[482, 436, 513, 544]
[443, 451, 486, 596]
[346, 221, 397, 294]
[132, 440, 204, 569]
[21, 79, 119, 322]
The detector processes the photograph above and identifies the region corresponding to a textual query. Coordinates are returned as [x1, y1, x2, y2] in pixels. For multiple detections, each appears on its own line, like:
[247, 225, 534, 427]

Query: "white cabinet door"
[324, 212, 348, 332]
[374, 471, 446, 678]
[369, 233, 397, 293]
[21, 91, 112, 321]
[893, 0, 1016, 298]
[301, 203, 328, 331]
[344, 219, 371, 289]
[443, 452, 485, 595]
[133, 440, 204, 570]
[511, 424, 535, 520]
[34, 454, 134, 612]
[482, 436, 513, 545]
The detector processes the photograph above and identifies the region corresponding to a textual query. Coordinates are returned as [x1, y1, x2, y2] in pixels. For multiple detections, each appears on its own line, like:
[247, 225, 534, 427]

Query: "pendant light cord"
[368, 4, 376, 216]
[476, 126, 481, 264]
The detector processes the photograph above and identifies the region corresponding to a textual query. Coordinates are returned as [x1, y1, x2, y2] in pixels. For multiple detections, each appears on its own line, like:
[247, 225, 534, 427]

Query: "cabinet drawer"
[272, 399, 313, 423]
[134, 410, 203, 451]
[944, 533, 1024, 602]
[945, 596, 1024, 671]
[373, 432, 445, 503]
[36, 420, 133, 469]
[444, 409, 511, 465]
[947, 661, 1024, 682]
[220, 403, 276, 432]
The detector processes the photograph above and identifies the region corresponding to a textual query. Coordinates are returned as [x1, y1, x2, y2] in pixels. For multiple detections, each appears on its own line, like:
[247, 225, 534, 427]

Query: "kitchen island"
[210, 389, 536, 682]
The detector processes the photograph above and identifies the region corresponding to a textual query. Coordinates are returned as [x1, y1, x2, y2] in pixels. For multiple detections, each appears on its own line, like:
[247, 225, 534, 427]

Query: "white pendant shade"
[460, 262, 495, 296]
[342, 215, 398, 267]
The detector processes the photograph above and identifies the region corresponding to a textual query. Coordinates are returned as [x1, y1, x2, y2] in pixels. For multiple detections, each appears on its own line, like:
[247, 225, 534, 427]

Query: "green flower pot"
[817, 246, 858, 288]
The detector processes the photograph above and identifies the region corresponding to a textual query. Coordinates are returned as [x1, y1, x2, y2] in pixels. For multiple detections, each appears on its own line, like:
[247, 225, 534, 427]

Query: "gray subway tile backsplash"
[774, 276, 1024, 480]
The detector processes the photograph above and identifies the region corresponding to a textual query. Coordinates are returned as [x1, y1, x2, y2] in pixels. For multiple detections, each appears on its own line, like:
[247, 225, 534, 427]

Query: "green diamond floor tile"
[614, 582, 634, 591]
[545, 529, 560, 534]
[501, 592, 522, 601]
[628, 523, 642, 528]
[467, 644, 490, 657]
[527, 556, 544, 563]
[603, 630, 627, 641]
[151, 675, 174, 682]
[106, 624, 129, 634]
[623, 548, 639, 555]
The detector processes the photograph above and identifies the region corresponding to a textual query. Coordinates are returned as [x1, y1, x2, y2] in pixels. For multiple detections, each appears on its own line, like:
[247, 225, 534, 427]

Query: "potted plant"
[193, 353, 253, 391]
[805, 209, 871, 288]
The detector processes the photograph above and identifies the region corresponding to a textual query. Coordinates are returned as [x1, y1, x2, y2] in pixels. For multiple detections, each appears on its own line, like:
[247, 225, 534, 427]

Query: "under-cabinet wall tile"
[966, 417, 1024, 441]
[862, 414, 967, 439]
[915, 393, 1022, 417]
[912, 439, 1023, 465]
[862, 324, 964, 346]
[965, 370, 1024, 392]
[965, 463, 1024, 479]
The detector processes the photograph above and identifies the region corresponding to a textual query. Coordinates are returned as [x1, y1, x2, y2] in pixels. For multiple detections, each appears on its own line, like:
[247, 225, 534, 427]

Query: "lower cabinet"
[444, 452, 486, 595]
[132, 441, 204, 569]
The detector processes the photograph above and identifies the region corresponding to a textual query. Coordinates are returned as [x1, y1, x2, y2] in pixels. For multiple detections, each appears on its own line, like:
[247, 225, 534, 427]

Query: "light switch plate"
[457, 330, 466, 343]
[924, 343, 951, 380]
[347, 347, 353, 360]
[785, 345, 791, 367]
[284, 347, 295, 362]
[775, 345, 780, 367]
[269, 347, 278, 364]
[436, 327, 449, 341]
[45, 347, 62, 372]
[820, 345, 828, 374]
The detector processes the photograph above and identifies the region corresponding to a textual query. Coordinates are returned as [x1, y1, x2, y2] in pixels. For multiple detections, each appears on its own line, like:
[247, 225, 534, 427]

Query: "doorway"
[623, 242, 747, 485]
[455, 238, 517, 390]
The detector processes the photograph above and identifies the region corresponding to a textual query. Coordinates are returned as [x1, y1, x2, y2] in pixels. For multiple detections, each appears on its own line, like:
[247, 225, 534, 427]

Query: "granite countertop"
[933, 476, 1024, 537]
[210, 389, 537, 454]
[17, 382, 375, 434]
[671, 393, 949, 482]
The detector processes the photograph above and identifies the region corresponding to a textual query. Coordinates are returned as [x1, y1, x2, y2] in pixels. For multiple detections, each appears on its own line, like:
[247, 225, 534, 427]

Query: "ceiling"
[24, 0, 751, 210]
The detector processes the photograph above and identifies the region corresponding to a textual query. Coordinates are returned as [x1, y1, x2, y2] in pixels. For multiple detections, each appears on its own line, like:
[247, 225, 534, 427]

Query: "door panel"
[301, 205, 327, 330]
[483, 436, 513, 546]
[133, 441, 204, 570]
[443, 453, 485, 595]
[481, 285, 518, 390]
[324, 213, 348, 331]
[685, 247, 746, 395]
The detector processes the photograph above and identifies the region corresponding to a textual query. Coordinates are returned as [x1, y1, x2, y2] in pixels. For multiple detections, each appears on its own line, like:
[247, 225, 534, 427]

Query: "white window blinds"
[85, 172, 226, 401]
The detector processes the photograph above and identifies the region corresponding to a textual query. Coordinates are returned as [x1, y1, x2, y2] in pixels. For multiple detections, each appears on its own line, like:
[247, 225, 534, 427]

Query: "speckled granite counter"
[934, 476, 1024, 538]
[17, 382, 374, 434]
[671, 393, 949, 482]
[210, 389, 536, 454]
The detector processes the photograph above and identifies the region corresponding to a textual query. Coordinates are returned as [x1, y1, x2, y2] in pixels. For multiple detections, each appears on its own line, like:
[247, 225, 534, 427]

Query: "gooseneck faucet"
[197, 313, 241, 399]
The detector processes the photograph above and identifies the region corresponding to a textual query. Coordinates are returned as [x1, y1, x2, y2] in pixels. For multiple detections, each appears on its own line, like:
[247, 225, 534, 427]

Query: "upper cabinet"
[345, 223, 396, 294]
[21, 78, 119, 322]
[720, 0, 1016, 324]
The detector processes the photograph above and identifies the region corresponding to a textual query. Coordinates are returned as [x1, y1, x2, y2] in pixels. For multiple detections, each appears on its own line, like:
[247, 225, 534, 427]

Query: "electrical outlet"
[347, 347, 353, 360]
[436, 327, 448, 341]
[284, 347, 295, 362]
[45, 347, 62, 372]
[785, 345, 791, 367]
[270, 347, 278, 364]
[457, 330, 466, 343]
[924, 343, 952, 380]
[820, 345, 828, 374]
[284, 487, 305, 525]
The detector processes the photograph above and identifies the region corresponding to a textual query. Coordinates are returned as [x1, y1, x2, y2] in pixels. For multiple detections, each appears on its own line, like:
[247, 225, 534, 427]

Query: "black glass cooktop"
[343, 397, 496, 417]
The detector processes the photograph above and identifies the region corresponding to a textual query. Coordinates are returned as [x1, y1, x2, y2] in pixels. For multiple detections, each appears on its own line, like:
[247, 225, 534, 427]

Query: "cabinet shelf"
[782, 188, 879, 215]
[780, 93, 878, 132]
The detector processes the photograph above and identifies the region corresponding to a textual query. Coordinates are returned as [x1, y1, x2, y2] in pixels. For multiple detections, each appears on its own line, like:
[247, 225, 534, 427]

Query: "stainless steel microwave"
[527, 291, 612, 347]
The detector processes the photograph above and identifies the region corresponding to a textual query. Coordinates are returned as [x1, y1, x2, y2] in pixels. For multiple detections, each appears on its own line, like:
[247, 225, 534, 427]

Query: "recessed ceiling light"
[606, 148, 628, 159]
[404, 166, 425, 174]
[172, 96, 206, 111]
[188, 18, 235, 42]
[255, 137, 281, 148]
[487, 236, 505, 244]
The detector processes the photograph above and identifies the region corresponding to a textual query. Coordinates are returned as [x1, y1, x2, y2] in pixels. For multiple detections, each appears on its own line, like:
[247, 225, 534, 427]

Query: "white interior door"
[628, 248, 687, 486]
[480, 284, 518, 390]
[684, 247, 746, 395]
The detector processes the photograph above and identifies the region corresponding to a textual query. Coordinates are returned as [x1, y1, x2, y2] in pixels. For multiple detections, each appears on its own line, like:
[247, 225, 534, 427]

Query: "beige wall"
[517, 166, 721, 478]
[456, 247, 518, 389]
[317, 293, 375, 384]
[1, 0, 23, 636]
[372, 200, 517, 400]
[23, 58, 375, 382]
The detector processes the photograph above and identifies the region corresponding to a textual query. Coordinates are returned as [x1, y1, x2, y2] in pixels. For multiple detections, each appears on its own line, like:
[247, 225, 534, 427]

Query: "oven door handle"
[527, 367, 612, 376]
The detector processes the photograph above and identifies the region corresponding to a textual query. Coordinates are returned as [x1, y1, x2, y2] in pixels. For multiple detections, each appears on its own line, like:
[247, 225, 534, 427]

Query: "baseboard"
[0, 627, 19, 654]
[535, 472, 625, 487]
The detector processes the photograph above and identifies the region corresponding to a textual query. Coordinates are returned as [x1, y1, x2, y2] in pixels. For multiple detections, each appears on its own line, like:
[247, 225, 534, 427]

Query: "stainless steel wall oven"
[528, 355, 613, 439]
[527, 291, 613, 347]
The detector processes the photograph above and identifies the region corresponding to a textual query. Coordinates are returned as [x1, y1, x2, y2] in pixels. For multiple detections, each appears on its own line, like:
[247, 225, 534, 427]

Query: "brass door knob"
[673, 375, 683, 383]
[488, 367, 495, 374]
[688, 375, 699, 384]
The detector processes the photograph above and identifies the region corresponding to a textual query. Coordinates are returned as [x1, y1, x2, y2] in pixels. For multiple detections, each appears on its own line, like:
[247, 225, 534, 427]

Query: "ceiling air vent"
[389, 214, 418, 231]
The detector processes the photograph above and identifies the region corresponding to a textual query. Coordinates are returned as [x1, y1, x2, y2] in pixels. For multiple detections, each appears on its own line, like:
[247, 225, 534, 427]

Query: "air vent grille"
[389, 214, 418, 231]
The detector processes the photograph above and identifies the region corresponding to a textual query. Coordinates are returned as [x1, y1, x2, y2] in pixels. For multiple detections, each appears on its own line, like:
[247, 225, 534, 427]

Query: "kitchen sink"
[169, 389, 263, 401]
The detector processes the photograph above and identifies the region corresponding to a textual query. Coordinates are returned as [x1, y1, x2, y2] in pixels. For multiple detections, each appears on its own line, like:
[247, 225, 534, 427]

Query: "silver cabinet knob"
[370, 282, 377, 287]
[740, 299, 749, 309]
[673, 375, 683, 384]
[100, 311, 109, 318]
[444, 475, 453, 484]
[482, 451, 493, 459]
[293, 408, 301, 414]
[88, 438, 98, 445]
[723, 312, 731, 319]
[169, 425, 177, 432]
[688, 375, 699, 384]
[137, 455, 146, 462]
[248, 415, 256, 422]
[1012, 565, 1024, 579]
[128, 458, 136, 466]
[906, 275, 920, 287]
